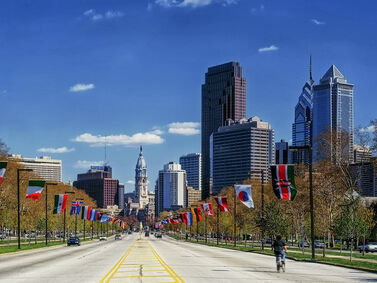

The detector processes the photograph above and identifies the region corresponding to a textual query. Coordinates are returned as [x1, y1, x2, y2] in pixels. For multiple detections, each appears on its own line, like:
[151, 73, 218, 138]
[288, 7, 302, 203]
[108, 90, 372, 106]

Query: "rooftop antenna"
[310, 55, 313, 81]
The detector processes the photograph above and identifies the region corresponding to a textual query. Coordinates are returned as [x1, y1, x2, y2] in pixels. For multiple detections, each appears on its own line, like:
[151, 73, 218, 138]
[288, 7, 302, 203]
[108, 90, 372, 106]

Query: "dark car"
[128, 231, 132, 235]
[145, 231, 150, 237]
[155, 232, 162, 238]
[298, 240, 310, 248]
[115, 235, 122, 240]
[67, 237, 80, 246]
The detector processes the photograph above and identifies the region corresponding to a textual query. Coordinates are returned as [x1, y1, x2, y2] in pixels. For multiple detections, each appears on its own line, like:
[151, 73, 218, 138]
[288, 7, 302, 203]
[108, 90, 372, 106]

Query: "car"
[314, 241, 326, 248]
[264, 238, 272, 244]
[100, 236, 107, 241]
[358, 242, 377, 253]
[128, 231, 132, 235]
[298, 240, 310, 248]
[67, 237, 80, 246]
[145, 231, 150, 237]
[115, 235, 122, 240]
[155, 232, 162, 238]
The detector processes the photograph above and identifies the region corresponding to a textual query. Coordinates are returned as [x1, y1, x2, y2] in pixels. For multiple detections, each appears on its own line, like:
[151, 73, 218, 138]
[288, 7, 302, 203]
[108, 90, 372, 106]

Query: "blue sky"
[1, 0, 376, 192]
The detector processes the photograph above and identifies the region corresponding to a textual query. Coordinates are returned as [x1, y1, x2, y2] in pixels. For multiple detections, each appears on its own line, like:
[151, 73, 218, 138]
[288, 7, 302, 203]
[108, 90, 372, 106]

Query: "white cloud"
[37, 147, 75, 153]
[83, 9, 123, 21]
[73, 131, 164, 147]
[126, 180, 135, 184]
[311, 19, 325, 25]
[258, 45, 279, 52]
[168, 122, 200, 136]
[74, 160, 103, 169]
[360, 125, 375, 133]
[155, 0, 237, 8]
[105, 10, 124, 19]
[69, 83, 95, 92]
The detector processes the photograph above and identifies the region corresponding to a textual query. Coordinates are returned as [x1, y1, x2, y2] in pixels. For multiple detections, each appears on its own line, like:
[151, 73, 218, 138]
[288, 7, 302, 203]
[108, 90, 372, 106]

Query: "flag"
[100, 215, 111, 223]
[271, 165, 297, 200]
[97, 212, 102, 221]
[121, 221, 126, 229]
[181, 213, 187, 225]
[214, 197, 231, 213]
[191, 208, 197, 222]
[201, 203, 214, 216]
[81, 206, 91, 220]
[186, 212, 193, 226]
[26, 180, 45, 201]
[235, 185, 254, 208]
[53, 194, 68, 214]
[0, 161, 8, 186]
[89, 209, 98, 221]
[70, 200, 83, 215]
[194, 207, 202, 222]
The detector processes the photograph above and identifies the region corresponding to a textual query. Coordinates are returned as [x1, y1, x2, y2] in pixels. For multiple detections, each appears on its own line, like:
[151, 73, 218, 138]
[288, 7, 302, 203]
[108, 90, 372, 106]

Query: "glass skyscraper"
[201, 62, 246, 199]
[292, 59, 314, 164]
[312, 65, 354, 162]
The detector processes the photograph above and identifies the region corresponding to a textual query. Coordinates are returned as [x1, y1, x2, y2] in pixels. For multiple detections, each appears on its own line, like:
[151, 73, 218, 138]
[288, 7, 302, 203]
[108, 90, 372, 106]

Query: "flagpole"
[216, 205, 219, 246]
[84, 219, 86, 240]
[205, 214, 207, 244]
[261, 169, 265, 251]
[64, 191, 74, 243]
[91, 220, 94, 240]
[234, 187, 237, 247]
[190, 225, 192, 242]
[45, 182, 57, 246]
[196, 211, 199, 243]
[17, 168, 32, 249]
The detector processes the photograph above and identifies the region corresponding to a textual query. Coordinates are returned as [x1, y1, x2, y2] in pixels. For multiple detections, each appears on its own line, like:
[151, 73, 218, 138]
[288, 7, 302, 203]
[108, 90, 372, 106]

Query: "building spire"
[140, 145, 143, 154]
[310, 55, 312, 81]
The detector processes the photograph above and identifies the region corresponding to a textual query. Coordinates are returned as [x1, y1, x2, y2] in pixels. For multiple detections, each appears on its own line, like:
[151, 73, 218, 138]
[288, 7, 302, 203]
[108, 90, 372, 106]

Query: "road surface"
[1, 233, 377, 282]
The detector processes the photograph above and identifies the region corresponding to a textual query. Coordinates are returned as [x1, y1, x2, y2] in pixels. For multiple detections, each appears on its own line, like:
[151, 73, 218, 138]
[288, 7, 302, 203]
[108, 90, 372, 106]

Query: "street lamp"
[249, 169, 266, 251]
[290, 145, 315, 261]
[45, 182, 58, 246]
[63, 191, 75, 242]
[17, 168, 33, 249]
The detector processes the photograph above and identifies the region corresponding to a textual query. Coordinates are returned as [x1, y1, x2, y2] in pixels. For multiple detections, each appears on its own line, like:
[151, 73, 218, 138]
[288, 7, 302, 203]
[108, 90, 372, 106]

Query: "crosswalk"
[100, 239, 184, 283]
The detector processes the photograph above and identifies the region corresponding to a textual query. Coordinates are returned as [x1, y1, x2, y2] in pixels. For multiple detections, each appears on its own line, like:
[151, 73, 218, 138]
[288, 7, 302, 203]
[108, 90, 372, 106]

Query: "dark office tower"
[201, 62, 246, 199]
[292, 57, 314, 164]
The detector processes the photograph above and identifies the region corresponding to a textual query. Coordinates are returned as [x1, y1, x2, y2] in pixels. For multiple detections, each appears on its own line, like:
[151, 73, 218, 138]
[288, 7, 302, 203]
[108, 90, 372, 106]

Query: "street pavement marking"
[100, 239, 184, 283]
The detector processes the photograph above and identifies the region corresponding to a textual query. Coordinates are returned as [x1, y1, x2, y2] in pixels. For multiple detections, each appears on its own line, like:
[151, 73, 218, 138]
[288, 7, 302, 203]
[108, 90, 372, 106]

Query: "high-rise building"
[353, 145, 372, 163]
[73, 165, 119, 208]
[186, 186, 201, 207]
[179, 153, 201, 191]
[10, 155, 62, 182]
[211, 117, 275, 194]
[312, 65, 354, 162]
[118, 183, 125, 210]
[351, 159, 377, 197]
[135, 146, 149, 209]
[156, 162, 187, 216]
[275, 139, 291, 164]
[292, 58, 314, 164]
[201, 62, 246, 199]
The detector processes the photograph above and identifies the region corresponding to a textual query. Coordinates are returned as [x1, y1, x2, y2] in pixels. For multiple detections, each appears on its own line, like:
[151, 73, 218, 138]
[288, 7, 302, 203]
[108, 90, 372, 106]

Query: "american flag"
[70, 200, 83, 215]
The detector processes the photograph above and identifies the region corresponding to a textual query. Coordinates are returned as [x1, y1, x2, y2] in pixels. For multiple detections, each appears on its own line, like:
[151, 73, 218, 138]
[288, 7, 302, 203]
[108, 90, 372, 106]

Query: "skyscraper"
[135, 146, 149, 209]
[312, 65, 354, 162]
[211, 117, 274, 194]
[275, 139, 291, 164]
[292, 58, 314, 164]
[201, 62, 246, 199]
[156, 162, 187, 216]
[73, 165, 119, 208]
[179, 153, 201, 191]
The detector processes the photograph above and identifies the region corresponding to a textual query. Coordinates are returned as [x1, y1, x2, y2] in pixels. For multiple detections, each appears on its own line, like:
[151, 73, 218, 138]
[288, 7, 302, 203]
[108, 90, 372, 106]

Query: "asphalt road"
[1, 233, 377, 282]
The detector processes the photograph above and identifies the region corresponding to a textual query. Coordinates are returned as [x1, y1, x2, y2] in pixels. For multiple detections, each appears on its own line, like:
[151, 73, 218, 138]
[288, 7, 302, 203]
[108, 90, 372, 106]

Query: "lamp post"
[63, 191, 75, 242]
[290, 145, 315, 261]
[17, 168, 33, 249]
[45, 182, 58, 246]
[249, 169, 265, 251]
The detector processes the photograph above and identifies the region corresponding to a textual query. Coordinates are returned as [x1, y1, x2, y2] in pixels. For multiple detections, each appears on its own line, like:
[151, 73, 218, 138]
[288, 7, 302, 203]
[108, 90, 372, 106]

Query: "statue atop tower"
[135, 146, 149, 209]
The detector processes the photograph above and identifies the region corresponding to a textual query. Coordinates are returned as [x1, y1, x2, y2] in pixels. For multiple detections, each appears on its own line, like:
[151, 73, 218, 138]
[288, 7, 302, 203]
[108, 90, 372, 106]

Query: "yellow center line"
[99, 239, 184, 283]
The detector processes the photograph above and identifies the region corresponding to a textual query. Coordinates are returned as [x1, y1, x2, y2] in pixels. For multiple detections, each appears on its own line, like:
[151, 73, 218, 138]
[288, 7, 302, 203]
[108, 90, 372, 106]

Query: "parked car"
[155, 232, 162, 238]
[128, 231, 132, 235]
[314, 241, 325, 248]
[145, 231, 150, 237]
[100, 236, 107, 241]
[358, 242, 377, 253]
[298, 241, 310, 248]
[0, 233, 6, 239]
[264, 238, 272, 244]
[67, 237, 80, 246]
[115, 235, 122, 240]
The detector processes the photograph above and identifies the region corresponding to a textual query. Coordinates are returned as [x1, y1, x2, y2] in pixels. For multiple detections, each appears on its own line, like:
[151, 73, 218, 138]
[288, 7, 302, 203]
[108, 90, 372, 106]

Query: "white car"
[99, 236, 107, 241]
[358, 242, 377, 253]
